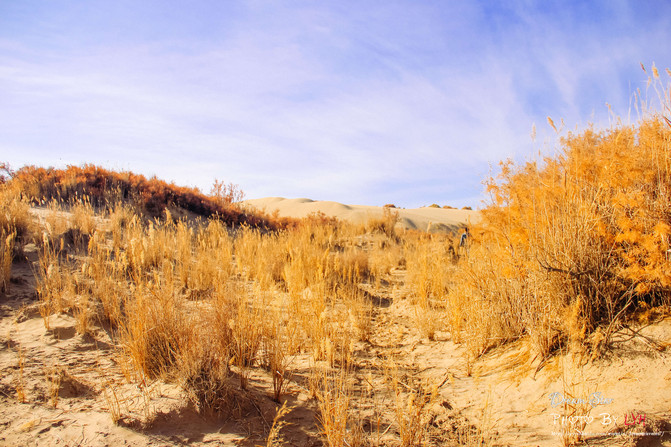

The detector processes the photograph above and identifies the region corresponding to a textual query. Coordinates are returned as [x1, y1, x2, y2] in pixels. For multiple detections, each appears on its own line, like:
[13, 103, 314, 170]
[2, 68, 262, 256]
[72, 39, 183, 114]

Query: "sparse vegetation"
[2, 69, 671, 446]
[3, 169, 451, 443]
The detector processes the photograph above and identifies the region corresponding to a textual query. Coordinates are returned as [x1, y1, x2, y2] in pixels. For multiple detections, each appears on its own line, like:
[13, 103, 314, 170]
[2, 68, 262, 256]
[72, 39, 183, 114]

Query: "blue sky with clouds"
[1, 1, 670, 208]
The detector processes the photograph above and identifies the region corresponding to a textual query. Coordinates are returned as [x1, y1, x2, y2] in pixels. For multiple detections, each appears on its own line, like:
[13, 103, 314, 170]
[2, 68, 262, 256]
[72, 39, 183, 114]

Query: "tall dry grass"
[405, 232, 458, 339]
[0, 181, 33, 293]
[29, 196, 407, 432]
[312, 365, 355, 446]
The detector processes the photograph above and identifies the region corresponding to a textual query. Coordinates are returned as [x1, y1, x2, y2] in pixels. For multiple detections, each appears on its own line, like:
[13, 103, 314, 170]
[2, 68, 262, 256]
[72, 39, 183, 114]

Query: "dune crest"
[243, 197, 479, 232]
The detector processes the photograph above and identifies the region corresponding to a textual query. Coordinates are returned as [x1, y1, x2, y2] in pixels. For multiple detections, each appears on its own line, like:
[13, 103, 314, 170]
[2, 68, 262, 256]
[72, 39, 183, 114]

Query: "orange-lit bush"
[449, 112, 671, 358]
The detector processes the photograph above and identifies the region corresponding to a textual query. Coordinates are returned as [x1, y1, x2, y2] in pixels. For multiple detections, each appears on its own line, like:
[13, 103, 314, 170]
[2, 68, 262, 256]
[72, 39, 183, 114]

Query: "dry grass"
[14, 348, 26, 403]
[5, 74, 671, 444]
[0, 231, 14, 294]
[0, 181, 33, 293]
[312, 365, 354, 447]
[390, 371, 437, 446]
[22, 194, 426, 442]
[364, 207, 399, 239]
[405, 233, 457, 340]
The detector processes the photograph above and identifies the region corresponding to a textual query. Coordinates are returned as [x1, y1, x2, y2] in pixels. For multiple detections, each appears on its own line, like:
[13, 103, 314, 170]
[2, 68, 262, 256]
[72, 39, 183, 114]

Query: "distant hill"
[243, 197, 480, 233]
[6, 164, 273, 227]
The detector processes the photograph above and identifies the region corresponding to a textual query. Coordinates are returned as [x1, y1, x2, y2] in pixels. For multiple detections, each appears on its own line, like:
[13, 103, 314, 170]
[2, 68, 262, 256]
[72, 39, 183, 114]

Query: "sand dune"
[243, 197, 480, 232]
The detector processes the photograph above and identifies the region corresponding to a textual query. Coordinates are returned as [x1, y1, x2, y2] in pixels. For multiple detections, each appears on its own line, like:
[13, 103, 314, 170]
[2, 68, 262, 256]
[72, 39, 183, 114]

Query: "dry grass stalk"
[263, 401, 293, 447]
[0, 230, 14, 294]
[45, 365, 63, 408]
[15, 348, 26, 403]
[103, 381, 122, 424]
[312, 365, 354, 447]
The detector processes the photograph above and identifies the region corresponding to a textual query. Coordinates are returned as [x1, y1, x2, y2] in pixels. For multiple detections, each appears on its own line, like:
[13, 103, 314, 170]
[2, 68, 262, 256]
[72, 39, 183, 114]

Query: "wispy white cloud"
[1, 1, 670, 207]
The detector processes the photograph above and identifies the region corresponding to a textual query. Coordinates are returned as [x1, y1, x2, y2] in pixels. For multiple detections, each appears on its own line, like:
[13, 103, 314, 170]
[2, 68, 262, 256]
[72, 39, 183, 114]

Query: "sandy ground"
[242, 197, 480, 232]
[3, 254, 670, 446]
[0, 208, 670, 446]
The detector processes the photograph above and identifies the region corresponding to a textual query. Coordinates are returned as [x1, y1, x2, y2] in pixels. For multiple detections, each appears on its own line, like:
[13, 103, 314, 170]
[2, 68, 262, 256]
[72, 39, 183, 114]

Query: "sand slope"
[243, 197, 480, 232]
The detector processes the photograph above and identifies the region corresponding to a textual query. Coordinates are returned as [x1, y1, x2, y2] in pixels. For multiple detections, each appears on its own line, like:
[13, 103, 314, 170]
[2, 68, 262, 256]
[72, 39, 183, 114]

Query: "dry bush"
[180, 343, 235, 416]
[120, 281, 191, 379]
[178, 285, 239, 415]
[340, 286, 374, 343]
[36, 234, 76, 324]
[43, 200, 69, 243]
[8, 163, 275, 228]
[69, 197, 97, 235]
[365, 207, 399, 239]
[210, 178, 245, 206]
[186, 220, 234, 294]
[394, 383, 436, 447]
[259, 303, 297, 402]
[368, 236, 404, 282]
[235, 227, 287, 290]
[0, 230, 14, 294]
[383, 362, 438, 447]
[447, 76, 671, 360]
[327, 247, 370, 294]
[229, 287, 264, 389]
[107, 201, 135, 241]
[102, 381, 122, 424]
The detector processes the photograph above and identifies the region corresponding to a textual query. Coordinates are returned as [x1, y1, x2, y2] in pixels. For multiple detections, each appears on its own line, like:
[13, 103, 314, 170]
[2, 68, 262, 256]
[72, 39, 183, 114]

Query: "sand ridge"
[243, 197, 480, 232]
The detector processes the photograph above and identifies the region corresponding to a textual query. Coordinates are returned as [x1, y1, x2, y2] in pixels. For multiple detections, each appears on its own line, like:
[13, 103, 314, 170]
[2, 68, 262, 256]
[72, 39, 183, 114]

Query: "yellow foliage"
[447, 89, 671, 359]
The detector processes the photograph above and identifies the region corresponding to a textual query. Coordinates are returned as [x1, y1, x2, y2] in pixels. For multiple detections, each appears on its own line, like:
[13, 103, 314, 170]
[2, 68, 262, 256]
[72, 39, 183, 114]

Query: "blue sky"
[1, 1, 670, 208]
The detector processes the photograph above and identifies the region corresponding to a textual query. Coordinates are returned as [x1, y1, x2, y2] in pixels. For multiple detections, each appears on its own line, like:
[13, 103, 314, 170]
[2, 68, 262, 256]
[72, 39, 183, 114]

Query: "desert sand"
[242, 197, 480, 232]
[0, 207, 670, 447]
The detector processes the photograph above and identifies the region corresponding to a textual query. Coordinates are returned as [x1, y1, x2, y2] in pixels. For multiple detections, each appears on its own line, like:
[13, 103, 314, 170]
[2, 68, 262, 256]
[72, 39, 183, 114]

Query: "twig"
[249, 397, 270, 432]
[437, 372, 452, 389]
[617, 324, 665, 351]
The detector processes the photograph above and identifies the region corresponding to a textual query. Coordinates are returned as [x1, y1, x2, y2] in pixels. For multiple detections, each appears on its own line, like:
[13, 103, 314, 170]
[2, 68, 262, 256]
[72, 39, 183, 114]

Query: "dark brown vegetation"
[7, 164, 276, 227]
